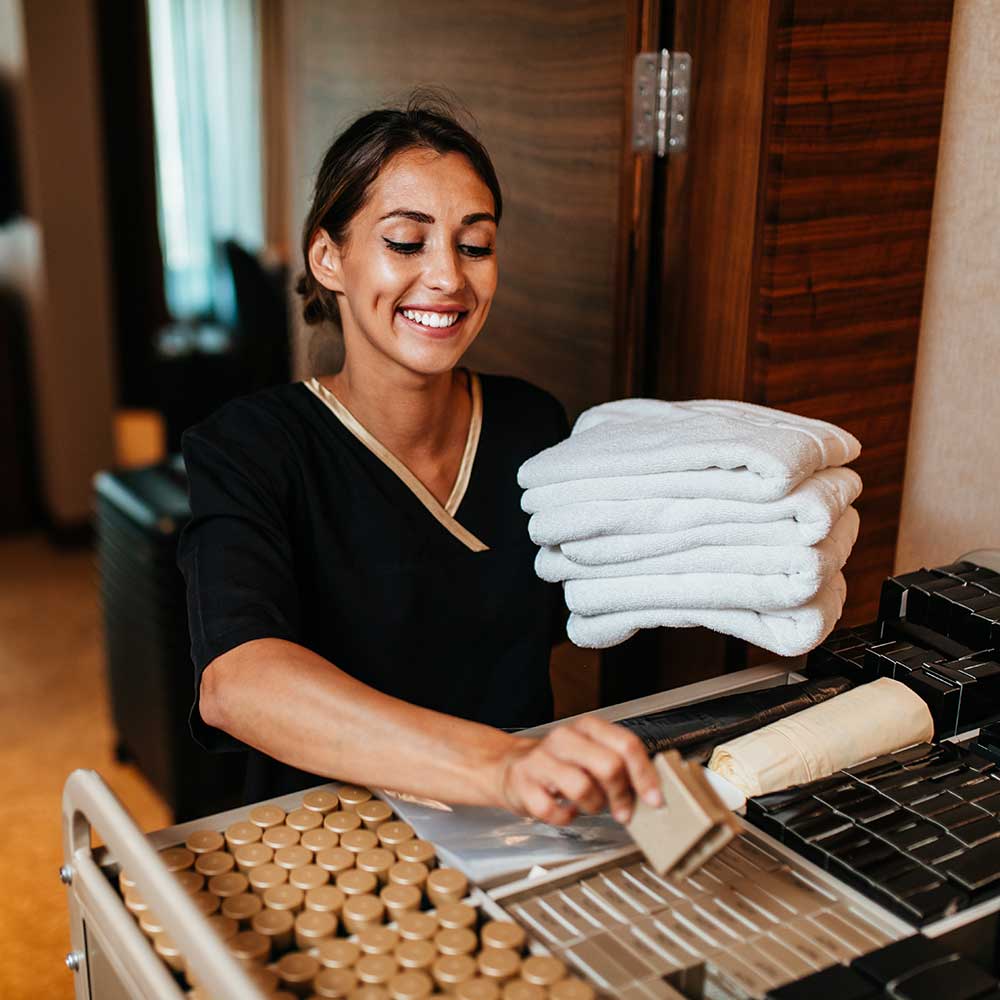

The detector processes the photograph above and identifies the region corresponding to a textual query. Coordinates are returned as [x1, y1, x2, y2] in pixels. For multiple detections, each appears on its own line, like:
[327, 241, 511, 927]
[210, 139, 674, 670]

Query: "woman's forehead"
[366, 148, 495, 220]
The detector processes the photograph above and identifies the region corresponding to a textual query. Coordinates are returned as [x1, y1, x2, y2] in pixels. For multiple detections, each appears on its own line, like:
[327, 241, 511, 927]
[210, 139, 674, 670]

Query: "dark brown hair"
[295, 92, 502, 327]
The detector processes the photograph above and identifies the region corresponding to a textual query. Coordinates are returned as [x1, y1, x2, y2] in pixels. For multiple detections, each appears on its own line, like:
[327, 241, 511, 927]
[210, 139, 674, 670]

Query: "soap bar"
[626, 751, 739, 878]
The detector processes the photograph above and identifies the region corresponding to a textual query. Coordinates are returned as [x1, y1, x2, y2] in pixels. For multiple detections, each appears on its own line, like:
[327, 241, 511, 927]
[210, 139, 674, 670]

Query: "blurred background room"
[1, 0, 998, 996]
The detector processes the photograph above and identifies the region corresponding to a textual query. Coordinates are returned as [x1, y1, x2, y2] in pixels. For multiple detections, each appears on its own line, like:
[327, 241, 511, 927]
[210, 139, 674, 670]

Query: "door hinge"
[632, 49, 691, 156]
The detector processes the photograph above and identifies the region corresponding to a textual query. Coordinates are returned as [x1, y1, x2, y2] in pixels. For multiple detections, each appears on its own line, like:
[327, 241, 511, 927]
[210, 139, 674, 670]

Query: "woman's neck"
[319, 353, 469, 466]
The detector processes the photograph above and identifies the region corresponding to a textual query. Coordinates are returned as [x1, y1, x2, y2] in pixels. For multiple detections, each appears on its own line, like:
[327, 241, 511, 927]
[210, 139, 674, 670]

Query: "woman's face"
[315, 147, 499, 377]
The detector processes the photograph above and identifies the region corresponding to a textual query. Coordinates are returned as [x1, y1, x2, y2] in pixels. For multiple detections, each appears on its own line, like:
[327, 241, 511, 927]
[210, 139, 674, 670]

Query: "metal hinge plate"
[632, 49, 691, 156]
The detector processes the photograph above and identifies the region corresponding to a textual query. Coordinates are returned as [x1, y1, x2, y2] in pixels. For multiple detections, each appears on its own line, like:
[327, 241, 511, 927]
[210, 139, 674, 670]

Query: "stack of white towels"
[517, 399, 863, 657]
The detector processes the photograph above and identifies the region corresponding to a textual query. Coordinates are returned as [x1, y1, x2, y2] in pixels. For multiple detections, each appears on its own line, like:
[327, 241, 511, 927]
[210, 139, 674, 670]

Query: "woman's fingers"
[572, 716, 663, 815]
[544, 725, 633, 821]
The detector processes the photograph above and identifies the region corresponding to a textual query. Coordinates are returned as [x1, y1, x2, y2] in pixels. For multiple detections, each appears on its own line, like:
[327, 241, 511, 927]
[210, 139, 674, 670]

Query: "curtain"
[146, 0, 263, 323]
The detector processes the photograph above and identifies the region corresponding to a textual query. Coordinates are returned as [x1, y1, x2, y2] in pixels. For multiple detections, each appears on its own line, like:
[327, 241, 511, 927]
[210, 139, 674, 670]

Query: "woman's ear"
[308, 228, 345, 293]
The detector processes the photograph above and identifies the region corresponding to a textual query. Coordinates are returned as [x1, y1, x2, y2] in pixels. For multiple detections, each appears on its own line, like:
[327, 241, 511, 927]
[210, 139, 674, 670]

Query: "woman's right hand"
[496, 715, 663, 826]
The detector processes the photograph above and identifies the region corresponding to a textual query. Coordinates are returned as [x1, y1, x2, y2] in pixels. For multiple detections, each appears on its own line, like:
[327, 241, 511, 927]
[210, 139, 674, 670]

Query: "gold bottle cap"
[305, 884, 346, 914]
[159, 846, 195, 872]
[248, 803, 286, 829]
[139, 909, 165, 936]
[358, 926, 400, 956]
[341, 829, 380, 855]
[356, 799, 394, 829]
[123, 888, 148, 914]
[548, 978, 596, 1000]
[191, 891, 220, 916]
[174, 870, 205, 895]
[336, 868, 378, 897]
[502, 982, 546, 1000]
[338, 785, 372, 812]
[387, 969, 433, 1000]
[205, 914, 239, 942]
[227, 929, 270, 963]
[275, 844, 314, 870]
[234, 842, 274, 871]
[286, 807, 323, 832]
[263, 824, 301, 850]
[388, 861, 428, 890]
[248, 861, 288, 893]
[395, 938, 437, 971]
[313, 967, 359, 998]
[394, 839, 436, 868]
[290, 863, 330, 891]
[357, 953, 398, 985]
[436, 902, 477, 931]
[352, 987, 391, 1000]
[225, 821, 262, 847]
[301, 827, 340, 853]
[426, 867, 468, 905]
[376, 822, 415, 848]
[342, 893, 385, 928]
[185, 829, 225, 855]
[357, 847, 395, 879]
[195, 851, 235, 878]
[316, 846, 355, 874]
[324, 810, 362, 835]
[455, 978, 501, 1000]
[396, 911, 438, 942]
[249, 967, 281, 993]
[277, 951, 321, 986]
[252, 906, 294, 940]
[479, 921, 525, 953]
[295, 908, 337, 942]
[432, 954, 477, 987]
[208, 872, 249, 898]
[380, 883, 422, 916]
[151, 932, 184, 972]
[477, 948, 520, 981]
[316, 938, 361, 969]
[303, 788, 341, 814]
[221, 892, 263, 924]
[434, 927, 477, 957]
[263, 883, 305, 912]
[520, 955, 567, 986]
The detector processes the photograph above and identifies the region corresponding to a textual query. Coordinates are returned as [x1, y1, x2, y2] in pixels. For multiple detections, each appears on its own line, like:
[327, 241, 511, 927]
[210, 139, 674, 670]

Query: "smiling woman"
[175, 93, 663, 826]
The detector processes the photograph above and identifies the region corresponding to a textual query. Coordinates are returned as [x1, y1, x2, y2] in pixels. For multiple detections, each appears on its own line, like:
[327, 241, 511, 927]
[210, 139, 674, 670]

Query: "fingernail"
[613, 807, 629, 824]
[644, 787, 663, 807]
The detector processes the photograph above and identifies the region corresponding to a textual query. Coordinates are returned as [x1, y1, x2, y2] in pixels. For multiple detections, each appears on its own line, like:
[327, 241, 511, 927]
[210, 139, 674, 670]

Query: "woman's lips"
[395, 309, 468, 340]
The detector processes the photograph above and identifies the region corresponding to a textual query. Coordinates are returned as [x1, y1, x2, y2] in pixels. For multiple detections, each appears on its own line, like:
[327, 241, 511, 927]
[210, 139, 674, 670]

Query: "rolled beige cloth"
[707, 678, 934, 798]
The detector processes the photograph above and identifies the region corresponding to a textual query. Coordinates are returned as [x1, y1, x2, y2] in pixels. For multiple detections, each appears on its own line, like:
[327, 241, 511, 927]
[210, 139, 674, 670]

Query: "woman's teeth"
[400, 309, 461, 329]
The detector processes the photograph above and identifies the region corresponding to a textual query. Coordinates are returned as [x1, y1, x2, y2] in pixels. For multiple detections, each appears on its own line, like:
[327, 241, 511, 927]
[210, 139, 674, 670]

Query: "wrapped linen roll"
[707, 678, 933, 797]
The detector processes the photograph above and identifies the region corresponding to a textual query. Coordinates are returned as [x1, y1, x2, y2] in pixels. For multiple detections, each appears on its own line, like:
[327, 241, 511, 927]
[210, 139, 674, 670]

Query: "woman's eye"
[460, 244, 494, 258]
[383, 238, 423, 255]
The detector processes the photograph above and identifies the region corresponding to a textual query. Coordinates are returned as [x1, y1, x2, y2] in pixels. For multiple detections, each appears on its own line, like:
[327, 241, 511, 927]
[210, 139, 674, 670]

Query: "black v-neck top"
[177, 373, 570, 803]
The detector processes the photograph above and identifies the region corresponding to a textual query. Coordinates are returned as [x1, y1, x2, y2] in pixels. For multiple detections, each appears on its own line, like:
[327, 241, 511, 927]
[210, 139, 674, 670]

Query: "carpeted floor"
[0, 534, 170, 1000]
[0, 532, 600, 999]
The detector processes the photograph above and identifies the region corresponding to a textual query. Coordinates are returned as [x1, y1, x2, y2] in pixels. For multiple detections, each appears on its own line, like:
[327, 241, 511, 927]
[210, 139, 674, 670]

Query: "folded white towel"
[518, 398, 861, 492]
[566, 574, 847, 655]
[537, 506, 859, 582]
[528, 468, 862, 549]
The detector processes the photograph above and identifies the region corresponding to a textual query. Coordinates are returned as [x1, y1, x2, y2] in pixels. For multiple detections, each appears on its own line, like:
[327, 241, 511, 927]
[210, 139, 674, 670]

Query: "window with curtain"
[146, 0, 264, 323]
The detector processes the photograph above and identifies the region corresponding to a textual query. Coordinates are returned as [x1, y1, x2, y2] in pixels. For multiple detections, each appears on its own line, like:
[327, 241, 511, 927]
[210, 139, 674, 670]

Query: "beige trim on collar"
[304, 373, 489, 553]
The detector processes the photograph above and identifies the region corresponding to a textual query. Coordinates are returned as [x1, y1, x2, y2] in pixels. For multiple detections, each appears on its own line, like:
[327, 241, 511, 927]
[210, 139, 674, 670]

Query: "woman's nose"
[423, 245, 464, 294]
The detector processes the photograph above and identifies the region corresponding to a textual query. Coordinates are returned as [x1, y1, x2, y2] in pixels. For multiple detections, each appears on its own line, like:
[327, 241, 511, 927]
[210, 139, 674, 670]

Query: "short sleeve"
[177, 421, 302, 751]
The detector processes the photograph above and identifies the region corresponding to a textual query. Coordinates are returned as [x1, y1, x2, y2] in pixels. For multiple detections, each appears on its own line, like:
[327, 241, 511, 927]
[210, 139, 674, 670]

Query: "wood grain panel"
[284, 0, 641, 420]
[755, 0, 954, 625]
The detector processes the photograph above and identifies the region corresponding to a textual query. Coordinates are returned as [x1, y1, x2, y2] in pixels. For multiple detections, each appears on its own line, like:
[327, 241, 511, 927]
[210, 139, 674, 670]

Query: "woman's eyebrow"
[377, 209, 497, 225]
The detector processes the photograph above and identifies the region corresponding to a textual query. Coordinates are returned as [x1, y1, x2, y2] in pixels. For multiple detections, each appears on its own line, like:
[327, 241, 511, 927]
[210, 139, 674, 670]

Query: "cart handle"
[63, 768, 266, 999]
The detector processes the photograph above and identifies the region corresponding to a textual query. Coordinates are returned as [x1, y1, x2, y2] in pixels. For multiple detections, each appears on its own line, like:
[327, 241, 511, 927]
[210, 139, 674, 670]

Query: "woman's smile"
[395, 304, 469, 339]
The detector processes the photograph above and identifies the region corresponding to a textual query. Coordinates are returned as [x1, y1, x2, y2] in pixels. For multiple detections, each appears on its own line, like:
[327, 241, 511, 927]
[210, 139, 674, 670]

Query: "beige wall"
[895, 0, 1000, 574]
[4, 0, 117, 527]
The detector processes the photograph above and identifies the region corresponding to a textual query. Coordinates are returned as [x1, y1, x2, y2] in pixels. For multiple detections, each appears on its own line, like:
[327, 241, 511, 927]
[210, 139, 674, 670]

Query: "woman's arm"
[201, 638, 662, 824]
